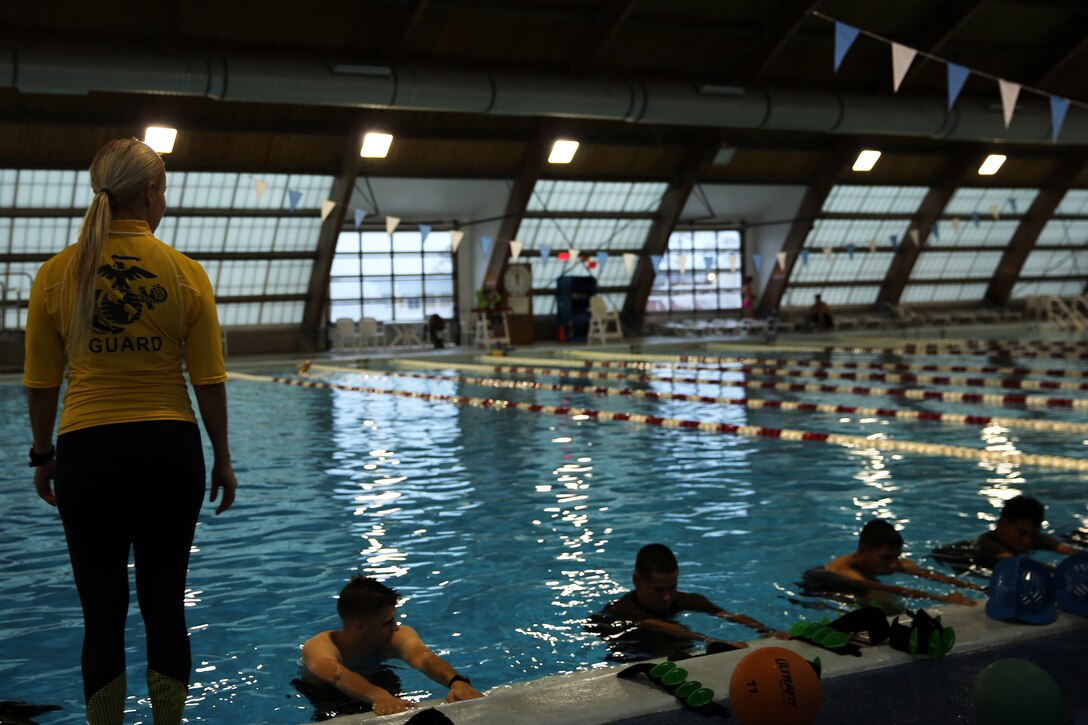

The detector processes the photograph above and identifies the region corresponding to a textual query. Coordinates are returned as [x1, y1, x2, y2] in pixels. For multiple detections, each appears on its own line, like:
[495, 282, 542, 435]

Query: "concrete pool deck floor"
[318, 606, 1088, 724]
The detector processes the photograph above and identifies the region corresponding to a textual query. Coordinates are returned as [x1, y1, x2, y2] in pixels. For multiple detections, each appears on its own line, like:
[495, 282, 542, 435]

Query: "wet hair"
[336, 575, 399, 621]
[858, 520, 903, 551]
[635, 544, 678, 577]
[68, 139, 166, 356]
[1000, 495, 1045, 526]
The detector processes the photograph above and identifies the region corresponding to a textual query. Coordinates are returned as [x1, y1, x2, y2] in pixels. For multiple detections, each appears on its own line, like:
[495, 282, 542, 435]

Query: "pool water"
[1, 350, 1086, 724]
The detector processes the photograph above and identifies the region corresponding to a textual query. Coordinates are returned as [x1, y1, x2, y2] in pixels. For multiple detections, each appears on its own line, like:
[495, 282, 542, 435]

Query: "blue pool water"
[1, 349, 1086, 724]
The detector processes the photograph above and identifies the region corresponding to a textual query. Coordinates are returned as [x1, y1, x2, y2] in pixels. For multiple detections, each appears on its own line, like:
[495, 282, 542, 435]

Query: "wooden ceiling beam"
[876, 144, 985, 309]
[986, 149, 1087, 305]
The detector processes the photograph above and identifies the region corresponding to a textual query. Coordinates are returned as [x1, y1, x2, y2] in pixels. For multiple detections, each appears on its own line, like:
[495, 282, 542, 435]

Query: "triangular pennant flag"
[909, 228, 920, 246]
[971, 211, 980, 228]
[775, 251, 787, 270]
[891, 43, 918, 93]
[951, 217, 960, 235]
[597, 251, 608, 270]
[728, 254, 738, 273]
[990, 204, 1000, 220]
[931, 222, 940, 240]
[800, 249, 810, 266]
[385, 216, 401, 235]
[946, 63, 970, 110]
[1050, 96, 1070, 142]
[753, 254, 762, 272]
[623, 252, 636, 274]
[823, 247, 833, 261]
[253, 178, 268, 201]
[320, 200, 336, 222]
[1007, 197, 1018, 215]
[354, 208, 368, 229]
[419, 223, 432, 244]
[704, 254, 715, 270]
[889, 234, 898, 250]
[539, 244, 551, 261]
[568, 248, 579, 263]
[999, 80, 1020, 129]
[481, 235, 494, 256]
[451, 230, 464, 253]
[678, 255, 688, 275]
[287, 189, 302, 213]
[847, 243, 855, 260]
[834, 22, 860, 73]
[868, 239, 877, 252]
[509, 240, 523, 260]
[650, 255, 663, 272]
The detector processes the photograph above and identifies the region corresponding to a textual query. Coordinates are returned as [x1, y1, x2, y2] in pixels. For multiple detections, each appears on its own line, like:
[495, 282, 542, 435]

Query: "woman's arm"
[192, 382, 236, 514]
[26, 386, 61, 506]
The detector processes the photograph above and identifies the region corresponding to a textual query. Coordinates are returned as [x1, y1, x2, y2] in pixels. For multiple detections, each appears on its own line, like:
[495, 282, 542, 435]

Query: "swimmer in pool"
[593, 543, 782, 658]
[805, 520, 984, 610]
[301, 575, 484, 716]
[974, 495, 1082, 568]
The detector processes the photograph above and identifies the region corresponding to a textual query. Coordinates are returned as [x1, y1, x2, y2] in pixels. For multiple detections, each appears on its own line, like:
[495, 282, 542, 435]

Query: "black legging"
[55, 420, 205, 701]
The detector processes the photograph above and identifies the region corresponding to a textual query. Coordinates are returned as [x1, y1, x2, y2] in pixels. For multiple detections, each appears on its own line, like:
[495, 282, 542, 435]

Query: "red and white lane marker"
[305, 363, 1088, 435]
[226, 370, 1088, 472]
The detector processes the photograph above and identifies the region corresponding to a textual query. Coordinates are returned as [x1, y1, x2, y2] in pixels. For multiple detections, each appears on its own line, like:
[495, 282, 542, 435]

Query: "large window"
[329, 229, 454, 323]
[647, 229, 743, 313]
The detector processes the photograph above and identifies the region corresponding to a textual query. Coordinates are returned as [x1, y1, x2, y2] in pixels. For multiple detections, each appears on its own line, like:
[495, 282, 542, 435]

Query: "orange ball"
[728, 646, 821, 725]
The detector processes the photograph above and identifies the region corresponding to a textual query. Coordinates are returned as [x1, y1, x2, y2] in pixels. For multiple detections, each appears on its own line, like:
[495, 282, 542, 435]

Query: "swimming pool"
[1, 341, 1086, 723]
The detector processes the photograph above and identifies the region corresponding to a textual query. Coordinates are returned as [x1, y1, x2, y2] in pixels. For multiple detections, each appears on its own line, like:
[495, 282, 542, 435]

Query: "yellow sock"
[87, 671, 126, 725]
[147, 669, 187, 725]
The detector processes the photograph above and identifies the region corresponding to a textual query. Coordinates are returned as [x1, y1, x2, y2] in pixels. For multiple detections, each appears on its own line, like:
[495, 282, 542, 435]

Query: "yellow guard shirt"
[22, 219, 227, 435]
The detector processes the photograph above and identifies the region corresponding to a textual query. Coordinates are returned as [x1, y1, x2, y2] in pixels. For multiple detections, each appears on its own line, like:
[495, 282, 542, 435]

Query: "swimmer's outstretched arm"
[866, 580, 977, 607]
[897, 559, 987, 593]
[396, 626, 485, 703]
[302, 634, 415, 716]
[713, 610, 786, 639]
[636, 617, 748, 649]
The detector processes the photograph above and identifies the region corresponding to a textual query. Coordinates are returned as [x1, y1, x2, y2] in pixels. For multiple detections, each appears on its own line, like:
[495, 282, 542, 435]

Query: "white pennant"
[823, 247, 833, 261]
[990, 204, 1000, 220]
[509, 240, 523, 261]
[623, 253, 637, 274]
[253, 178, 268, 201]
[728, 254, 738, 273]
[451, 230, 464, 253]
[891, 43, 918, 93]
[776, 251, 787, 270]
[868, 239, 877, 252]
[320, 200, 336, 222]
[909, 228, 920, 246]
[999, 80, 1020, 129]
[951, 217, 961, 235]
[386, 216, 401, 235]
[678, 255, 688, 275]
[568, 248, 579, 263]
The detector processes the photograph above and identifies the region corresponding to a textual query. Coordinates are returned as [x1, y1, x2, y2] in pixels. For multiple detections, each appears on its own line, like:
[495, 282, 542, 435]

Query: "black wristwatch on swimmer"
[28, 445, 55, 468]
[447, 674, 471, 688]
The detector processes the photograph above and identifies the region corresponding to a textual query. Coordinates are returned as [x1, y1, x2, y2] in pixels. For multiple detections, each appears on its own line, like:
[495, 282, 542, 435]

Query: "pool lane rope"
[706, 342, 1088, 360]
[568, 351, 1088, 379]
[303, 363, 1088, 435]
[226, 370, 1088, 472]
[477, 355, 1088, 403]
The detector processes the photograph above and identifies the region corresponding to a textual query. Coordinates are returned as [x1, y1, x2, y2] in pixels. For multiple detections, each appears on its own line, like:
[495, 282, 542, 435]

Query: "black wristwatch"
[28, 445, 55, 468]
[447, 674, 471, 688]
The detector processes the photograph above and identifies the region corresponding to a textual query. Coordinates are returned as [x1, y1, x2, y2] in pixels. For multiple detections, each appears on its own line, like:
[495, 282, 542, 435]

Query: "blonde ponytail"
[68, 139, 165, 358]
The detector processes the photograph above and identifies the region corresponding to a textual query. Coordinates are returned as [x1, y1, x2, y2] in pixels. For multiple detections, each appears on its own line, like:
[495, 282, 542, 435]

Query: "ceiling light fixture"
[852, 149, 881, 172]
[978, 154, 1007, 176]
[548, 139, 579, 164]
[360, 132, 394, 158]
[144, 126, 177, 154]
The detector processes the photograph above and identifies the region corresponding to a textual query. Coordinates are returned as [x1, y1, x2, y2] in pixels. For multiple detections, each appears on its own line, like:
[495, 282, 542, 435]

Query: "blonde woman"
[23, 139, 237, 724]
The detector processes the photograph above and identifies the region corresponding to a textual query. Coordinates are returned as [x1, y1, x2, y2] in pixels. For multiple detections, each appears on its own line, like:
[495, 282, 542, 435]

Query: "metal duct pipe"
[2, 48, 1082, 144]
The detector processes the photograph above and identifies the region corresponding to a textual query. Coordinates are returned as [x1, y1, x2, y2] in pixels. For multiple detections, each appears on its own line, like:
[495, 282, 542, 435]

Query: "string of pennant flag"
[822, 12, 1080, 141]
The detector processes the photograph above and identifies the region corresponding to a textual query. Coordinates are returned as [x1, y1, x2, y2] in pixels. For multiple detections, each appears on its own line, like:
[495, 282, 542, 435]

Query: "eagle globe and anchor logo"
[89, 254, 168, 352]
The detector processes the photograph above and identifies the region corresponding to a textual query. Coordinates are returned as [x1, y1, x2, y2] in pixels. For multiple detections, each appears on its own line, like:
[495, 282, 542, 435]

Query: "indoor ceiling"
[0, 0, 1085, 186]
